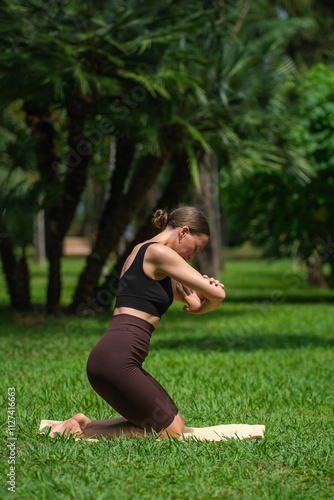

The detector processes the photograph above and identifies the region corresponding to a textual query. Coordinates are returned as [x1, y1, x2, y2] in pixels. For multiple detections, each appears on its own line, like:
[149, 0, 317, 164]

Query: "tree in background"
[0, 103, 37, 310]
[282, 0, 334, 66]
[223, 63, 334, 288]
[183, 0, 314, 276]
[0, 0, 329, 312]
[0, 0, 200, 312]
[71, 0, 316, 312]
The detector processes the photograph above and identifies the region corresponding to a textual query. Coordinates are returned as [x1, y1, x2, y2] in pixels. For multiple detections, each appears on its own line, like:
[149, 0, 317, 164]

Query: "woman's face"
[177, 228, 209, 261]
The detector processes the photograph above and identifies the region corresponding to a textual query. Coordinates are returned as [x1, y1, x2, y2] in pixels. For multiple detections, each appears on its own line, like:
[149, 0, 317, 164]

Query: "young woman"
[50, 206, 225, 439]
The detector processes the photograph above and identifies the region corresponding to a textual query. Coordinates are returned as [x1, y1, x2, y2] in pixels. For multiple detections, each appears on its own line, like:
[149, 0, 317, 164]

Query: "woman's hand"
[175, 283, 205, 313]
[202, 275, 224, 293]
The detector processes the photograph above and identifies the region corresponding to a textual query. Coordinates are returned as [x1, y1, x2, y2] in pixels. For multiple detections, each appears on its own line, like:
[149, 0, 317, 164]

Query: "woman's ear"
[180, 226, 190, 237]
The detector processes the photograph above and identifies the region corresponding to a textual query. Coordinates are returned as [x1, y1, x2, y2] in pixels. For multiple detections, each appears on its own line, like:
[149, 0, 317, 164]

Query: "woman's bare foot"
[50, 413, 91, 438]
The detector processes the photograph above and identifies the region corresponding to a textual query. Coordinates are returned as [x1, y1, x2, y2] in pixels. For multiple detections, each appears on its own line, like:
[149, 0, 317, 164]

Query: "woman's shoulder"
[127, 241, 162, 260]
[144, 241, 182, 264]
[129, 240, 155, 254]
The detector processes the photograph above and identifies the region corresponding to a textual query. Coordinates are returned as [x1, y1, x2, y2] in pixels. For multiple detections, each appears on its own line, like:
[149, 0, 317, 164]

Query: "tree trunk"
[96, 135, 136, 235]
[193, 154, 222, 278]
[98, 150, 192, 308]
[24, 104, 62, 311]
[0, 225, 18, 309]
[24, 104, 61, 261]
[46, 99, 91, 313]
[16, 254, 31, 310]
[329, 254, 334, 289]
[306, 251, 328, 289]
[0, 223, 31, 310]
[70, 124, 183, 313]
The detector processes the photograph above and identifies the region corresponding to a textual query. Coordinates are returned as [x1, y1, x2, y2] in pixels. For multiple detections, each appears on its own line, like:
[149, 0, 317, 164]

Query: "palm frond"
[183, 141, 201, 191]
[117, 70, 171, 99]
[172, 118, 211, 154]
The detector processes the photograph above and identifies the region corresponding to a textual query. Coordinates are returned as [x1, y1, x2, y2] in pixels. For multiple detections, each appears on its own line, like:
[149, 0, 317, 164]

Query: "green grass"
[1, 256, 334, 499]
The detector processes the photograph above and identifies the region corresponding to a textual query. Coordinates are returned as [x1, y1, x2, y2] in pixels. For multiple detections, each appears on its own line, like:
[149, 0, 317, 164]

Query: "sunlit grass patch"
[1, 257, 334, 498]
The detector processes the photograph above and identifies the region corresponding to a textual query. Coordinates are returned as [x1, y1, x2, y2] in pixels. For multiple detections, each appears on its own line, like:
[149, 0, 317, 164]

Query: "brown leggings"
[86, 314, 179, 433]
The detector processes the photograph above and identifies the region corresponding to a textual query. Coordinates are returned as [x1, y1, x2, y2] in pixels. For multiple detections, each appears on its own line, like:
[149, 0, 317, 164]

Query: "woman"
[50, 206, 225, 439]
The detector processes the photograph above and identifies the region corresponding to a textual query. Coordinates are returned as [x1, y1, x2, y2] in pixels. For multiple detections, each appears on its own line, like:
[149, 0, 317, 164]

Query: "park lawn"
[0, 256, 334, 499]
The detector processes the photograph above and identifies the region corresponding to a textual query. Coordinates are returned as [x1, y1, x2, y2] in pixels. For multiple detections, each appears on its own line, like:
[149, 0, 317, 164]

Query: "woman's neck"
[151, 228, 177, 249]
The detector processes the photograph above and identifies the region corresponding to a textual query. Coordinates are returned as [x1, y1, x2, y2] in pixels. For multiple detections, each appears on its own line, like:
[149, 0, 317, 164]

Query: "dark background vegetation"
[1, 0, 334, 314]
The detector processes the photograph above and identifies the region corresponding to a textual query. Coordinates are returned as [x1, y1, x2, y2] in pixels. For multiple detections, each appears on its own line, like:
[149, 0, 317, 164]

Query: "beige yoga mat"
[40, 420, 265, 442]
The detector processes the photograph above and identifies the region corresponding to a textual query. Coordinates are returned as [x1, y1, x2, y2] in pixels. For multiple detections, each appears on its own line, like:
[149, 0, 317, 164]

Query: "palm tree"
[0, 103, 37, 309]
[0, 0, 320, 313]
[71, 0, 317, 310]
[145, 2, 314, 276]
[0, 0, 199, 312]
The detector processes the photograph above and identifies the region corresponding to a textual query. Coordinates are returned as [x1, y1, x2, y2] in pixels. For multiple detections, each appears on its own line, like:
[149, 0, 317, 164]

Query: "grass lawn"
[1, 256, 334, 499]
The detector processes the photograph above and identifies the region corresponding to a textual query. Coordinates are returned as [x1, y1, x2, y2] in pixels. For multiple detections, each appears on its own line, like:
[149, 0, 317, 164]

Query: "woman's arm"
[172, 279, 188, 303]
[149, 245, 226, 312]
[172, 280, 206, 312]
[174, 279, 225, 314]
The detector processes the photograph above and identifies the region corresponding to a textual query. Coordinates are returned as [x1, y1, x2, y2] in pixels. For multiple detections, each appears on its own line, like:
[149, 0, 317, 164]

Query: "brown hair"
[152, 206, 210, 236]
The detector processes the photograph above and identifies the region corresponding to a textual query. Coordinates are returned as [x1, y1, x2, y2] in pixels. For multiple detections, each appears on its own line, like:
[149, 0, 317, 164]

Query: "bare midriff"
[113, 307, 161, 328]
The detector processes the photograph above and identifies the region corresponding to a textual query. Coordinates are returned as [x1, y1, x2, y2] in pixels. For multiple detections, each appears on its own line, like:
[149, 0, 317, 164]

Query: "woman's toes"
[50, 421, 65, 435]
[49, 418, 82, 438]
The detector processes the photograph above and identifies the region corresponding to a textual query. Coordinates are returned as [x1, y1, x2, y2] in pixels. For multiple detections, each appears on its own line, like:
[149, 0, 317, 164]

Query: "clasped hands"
[175, 275, 225, 313]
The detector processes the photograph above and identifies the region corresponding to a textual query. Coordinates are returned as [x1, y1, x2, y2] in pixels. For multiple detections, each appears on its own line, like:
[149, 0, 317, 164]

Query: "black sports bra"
[115, 242, 174, 318]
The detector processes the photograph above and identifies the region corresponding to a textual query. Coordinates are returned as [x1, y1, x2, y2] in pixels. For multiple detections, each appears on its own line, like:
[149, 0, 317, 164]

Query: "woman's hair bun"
[152, 209, 168, 229]
[152, 205, 210, 236]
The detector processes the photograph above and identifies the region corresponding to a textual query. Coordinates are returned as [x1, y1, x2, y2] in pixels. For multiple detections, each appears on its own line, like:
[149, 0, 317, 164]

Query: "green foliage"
[0, 102, 35, 172]
[0, 0, 317, 173]
[1, 0, 333, 309]
[282, 0, 334, 65]
[0, 257, 333, 498]
[0, 102, 38, 251]
[0, 0, 205, 107]
[293, 63, 334, 172]
[223, 63, 334, 286]
[165, 2, 314, 182]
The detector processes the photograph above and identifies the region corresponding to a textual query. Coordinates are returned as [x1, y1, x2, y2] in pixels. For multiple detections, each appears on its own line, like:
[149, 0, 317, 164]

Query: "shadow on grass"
[226, 296, 334, 303]
[153, 308, 334, 353]
[152, 332, 334, 352]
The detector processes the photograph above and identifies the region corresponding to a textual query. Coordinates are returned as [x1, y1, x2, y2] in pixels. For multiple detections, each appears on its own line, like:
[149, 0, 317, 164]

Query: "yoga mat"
[40, 420, 265, 442]
[182, 424, 265, 441]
